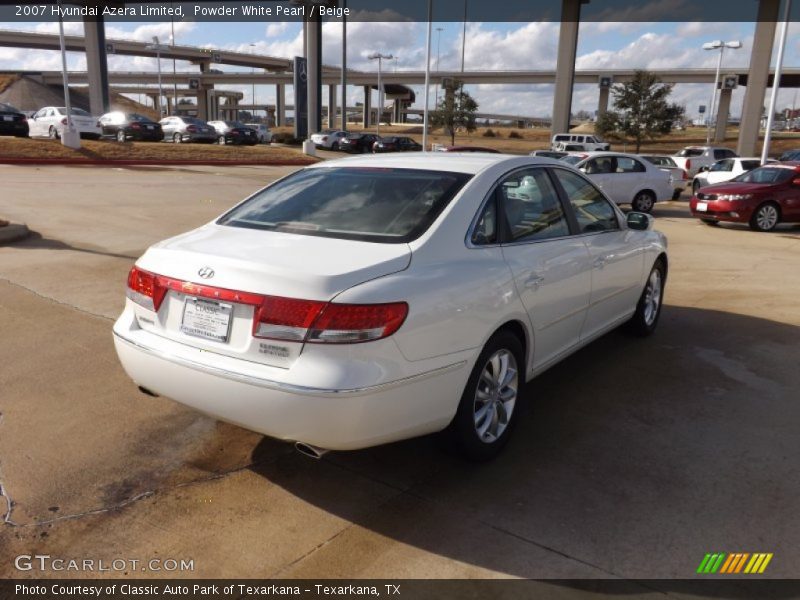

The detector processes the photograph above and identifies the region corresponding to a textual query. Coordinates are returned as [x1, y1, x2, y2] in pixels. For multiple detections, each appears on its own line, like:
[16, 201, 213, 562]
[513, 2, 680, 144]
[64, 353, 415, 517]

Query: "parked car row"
[311, 129, 423, 153]
[1, 103, 274, 145]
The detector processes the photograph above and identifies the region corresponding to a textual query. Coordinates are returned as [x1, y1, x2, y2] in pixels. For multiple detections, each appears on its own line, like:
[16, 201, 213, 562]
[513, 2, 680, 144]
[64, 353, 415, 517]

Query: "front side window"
[552, 169, 619, 234]
[218, 167, 472, 244]
[498, 168, 570, 242]
[584, 156, 615, 174]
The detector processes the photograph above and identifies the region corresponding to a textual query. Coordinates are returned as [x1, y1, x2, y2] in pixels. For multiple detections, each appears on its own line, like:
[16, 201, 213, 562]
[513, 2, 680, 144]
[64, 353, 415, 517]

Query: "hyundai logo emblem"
[198, 267, 215, 279]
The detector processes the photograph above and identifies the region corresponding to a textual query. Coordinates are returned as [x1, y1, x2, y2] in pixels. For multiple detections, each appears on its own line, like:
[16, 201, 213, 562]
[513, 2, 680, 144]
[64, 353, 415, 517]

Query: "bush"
[508, 130, 523, 139]
[271, 132, 302, 145]
[483, 128, 496, 138]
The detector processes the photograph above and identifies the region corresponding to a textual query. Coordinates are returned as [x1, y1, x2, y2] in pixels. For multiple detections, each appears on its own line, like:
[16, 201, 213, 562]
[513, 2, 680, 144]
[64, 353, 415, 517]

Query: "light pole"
[368, 52, 393, 136]
[762, 0, 791, 164]
[422, 0, 432, 151]
[56, 0, 79, 148]
[703, 39, 741, 144]
[461, 0, 467, 72]
[250, 43, 257, 119]
[170, 4, 177, 115]
[434, 27, 443, 106]
[146, 36, 169, 117]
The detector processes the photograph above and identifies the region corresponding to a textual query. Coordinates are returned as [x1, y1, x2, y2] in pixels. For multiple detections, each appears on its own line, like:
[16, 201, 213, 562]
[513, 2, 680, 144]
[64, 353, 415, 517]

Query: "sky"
[1, 19, 799, 121]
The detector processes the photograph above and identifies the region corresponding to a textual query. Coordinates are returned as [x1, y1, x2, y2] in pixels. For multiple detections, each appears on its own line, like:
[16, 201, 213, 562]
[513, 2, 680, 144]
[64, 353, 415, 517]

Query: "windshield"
[560, 155, 584, 166]
[183, 117, 206, 125]
[226, 121, 247, 128]
[732, 167, 796, 184]
[127, 113, 152, 122]
[218, 167, 472, 244]
[676, 148, 704, 157]
[0, 103, 21, 112]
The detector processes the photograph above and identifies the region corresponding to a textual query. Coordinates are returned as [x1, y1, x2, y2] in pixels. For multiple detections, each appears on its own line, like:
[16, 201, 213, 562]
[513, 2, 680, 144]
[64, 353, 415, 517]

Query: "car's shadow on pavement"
[7, 229, 141, 260]
[246, 305, 800, 581]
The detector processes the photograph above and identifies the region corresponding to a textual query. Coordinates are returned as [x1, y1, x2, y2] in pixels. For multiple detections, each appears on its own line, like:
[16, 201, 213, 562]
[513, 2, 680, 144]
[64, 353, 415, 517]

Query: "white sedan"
[28, 106, 102, 139]
[113, 155, 668, 459]
[562, 152, 673, 213]
[691, 157, 765, 194]
[310, 129, 347, 150]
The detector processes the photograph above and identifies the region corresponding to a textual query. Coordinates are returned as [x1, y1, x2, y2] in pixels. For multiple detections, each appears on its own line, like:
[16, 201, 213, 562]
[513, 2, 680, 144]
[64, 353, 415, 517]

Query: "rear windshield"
[127, 113, 152, 122]
[217, 167, 472, 243]
[676, 148, 704, 157]
[733, 167, 796, 184]
[183, 117, 206, 125]
[58, 107, 90, 116]
[0, 103, 20, 112]
[560, 155, 584, 165]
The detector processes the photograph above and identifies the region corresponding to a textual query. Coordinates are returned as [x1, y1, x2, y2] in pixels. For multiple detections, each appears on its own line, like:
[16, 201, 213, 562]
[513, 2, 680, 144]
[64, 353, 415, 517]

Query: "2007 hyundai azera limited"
[114, 154, 668, 459]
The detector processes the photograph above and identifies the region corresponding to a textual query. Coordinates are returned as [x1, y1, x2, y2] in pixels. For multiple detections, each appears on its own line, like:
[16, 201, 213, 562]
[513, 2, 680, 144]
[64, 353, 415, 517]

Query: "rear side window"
[552, 169, 619, 233]
[218, 167, 472, 244]
[616, 157, 646, 173]
[741, 160, 761, 171]
[677, 148, 704, 157]
[554, 135, 568, 142]
[498, 168, 570, 242]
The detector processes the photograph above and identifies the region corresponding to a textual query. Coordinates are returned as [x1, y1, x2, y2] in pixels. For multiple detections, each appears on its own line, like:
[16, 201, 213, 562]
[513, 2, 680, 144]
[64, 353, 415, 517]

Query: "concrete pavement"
[0, 165, 799, 583]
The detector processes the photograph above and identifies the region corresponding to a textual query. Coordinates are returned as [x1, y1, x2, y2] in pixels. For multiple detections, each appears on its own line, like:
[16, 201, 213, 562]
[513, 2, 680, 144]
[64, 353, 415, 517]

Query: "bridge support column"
[362, 86, 371, 127]
[597, 86, 610, 118]
[327, 84, 337, 129]
[306, 18, 322, 135]
[275, 84, 285, 126]
[83, 16, 110, 115]
[551, 0, 582, 135]
[714, 87, 733, 143]
[738, 0, 780, 155]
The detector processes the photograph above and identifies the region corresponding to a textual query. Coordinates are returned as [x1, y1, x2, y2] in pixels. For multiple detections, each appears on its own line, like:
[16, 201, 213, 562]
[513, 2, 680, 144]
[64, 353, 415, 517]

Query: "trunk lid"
[132, 224, 411, 368]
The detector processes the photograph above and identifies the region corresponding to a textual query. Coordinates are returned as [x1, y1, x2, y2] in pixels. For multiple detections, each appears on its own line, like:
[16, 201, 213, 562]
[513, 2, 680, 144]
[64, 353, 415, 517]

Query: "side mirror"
[627, 212, 654, 231]
[699, 166, 709, 172]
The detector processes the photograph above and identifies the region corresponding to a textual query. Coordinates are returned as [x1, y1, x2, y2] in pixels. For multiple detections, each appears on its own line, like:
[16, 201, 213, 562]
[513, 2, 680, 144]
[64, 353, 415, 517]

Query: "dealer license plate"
[696, 202, 708, 212]
[180, 297, 232, 342]
[2, 116, 12, 121]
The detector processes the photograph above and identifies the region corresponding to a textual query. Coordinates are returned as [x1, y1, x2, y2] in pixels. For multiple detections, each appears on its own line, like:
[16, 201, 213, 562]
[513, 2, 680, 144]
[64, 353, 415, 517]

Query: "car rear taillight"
[681, 169, 688, 180]
[307, 302, 408, 343]
[126, 267, 167, 312]
[321, 136, 328, 142]
[126, 268, 408, 343]
[131, 123, 141, 129]
[60, 118, 68, 125]
[186, 125, 197, 133]
[686, 159, 691, 170]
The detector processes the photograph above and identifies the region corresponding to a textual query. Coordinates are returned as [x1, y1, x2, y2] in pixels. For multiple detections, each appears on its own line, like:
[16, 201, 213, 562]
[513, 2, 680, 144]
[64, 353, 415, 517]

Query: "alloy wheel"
[473, 349, 518, 444]
[755, 204, 779, 231]
[643, 268, 662, 326]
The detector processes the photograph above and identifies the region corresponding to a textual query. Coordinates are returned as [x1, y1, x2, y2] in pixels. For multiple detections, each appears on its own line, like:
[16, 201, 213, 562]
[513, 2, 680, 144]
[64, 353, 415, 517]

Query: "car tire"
[49, 126, 59, 140]
[331, 142, 339, 151]
[701, 219, 719, 227]
[671, 189, 682, 201]
[116, 130, 126, 142]
[173, 132, 182, 144]
[632, 190, 656, 213]
[749, 202, 780, 232]
[624, 259, 665, 337]
[445, 330, 524, 461]
[692, 180, 701, 195]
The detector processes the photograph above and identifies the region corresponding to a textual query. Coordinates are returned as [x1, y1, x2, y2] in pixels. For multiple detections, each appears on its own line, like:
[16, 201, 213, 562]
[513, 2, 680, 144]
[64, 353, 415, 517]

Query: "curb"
[0, 223, 30, 244]
[0, 158, 317, 167]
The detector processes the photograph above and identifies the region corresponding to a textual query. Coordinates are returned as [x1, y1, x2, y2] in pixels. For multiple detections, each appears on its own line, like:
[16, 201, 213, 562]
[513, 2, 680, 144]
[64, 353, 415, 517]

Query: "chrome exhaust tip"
[295, 442, 329, 459]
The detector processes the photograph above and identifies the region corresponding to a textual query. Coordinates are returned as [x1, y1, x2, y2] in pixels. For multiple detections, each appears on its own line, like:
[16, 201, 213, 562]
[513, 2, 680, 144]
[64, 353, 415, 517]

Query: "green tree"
[430, 81, 479, 146]
[595, 70, 685, 152]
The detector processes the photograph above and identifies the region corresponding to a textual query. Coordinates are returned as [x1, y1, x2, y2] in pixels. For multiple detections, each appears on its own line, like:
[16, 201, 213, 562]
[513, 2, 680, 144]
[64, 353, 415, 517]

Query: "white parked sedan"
[310, 129, 347, 150]
[28, 106, 102, 139]
[562, 152, 673, 212]
[114, 155, 668, 459]
[691, 157, 765, 194]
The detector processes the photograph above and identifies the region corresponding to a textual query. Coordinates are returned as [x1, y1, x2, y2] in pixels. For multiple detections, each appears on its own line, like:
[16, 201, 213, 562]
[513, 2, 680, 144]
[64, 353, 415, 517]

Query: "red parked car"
[689, 163, 800, 231]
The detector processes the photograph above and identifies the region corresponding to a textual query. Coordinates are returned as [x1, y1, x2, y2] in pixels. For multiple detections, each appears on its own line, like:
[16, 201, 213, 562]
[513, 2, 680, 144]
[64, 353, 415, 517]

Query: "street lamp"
[368, 52, 393, 135]
[56, 0, 79, 148]
[434, 27, 444, 106]
[703, 39, 741, 144]
[250, 43, 257, 118]
[146, 36, 169, 117]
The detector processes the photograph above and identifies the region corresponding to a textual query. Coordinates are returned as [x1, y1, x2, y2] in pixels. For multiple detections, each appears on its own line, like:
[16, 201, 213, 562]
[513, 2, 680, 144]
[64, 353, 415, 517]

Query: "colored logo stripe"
[698, 552, 773, 574]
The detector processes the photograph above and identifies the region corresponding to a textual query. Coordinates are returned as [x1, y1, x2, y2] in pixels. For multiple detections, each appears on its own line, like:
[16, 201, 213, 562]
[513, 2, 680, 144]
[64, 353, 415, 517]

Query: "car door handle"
[524, 274, 544, 289]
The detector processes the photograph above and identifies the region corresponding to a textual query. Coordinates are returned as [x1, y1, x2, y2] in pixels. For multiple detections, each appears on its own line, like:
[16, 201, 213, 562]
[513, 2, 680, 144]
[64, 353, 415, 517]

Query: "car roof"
[306, 152, 553, 175]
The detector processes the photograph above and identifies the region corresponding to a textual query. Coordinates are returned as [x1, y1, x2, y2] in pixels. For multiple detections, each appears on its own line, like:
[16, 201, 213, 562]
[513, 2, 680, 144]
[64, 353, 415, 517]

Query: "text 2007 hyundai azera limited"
[114, 154, 668, 459]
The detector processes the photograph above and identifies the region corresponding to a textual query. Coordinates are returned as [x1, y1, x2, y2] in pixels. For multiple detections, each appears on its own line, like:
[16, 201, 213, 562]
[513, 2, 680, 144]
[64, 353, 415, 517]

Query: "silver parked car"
[159, 116, 216, 144]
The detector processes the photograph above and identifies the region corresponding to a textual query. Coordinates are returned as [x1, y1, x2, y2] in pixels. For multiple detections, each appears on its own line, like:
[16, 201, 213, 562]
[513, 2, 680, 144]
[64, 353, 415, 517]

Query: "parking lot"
[1, 164, 798, 581]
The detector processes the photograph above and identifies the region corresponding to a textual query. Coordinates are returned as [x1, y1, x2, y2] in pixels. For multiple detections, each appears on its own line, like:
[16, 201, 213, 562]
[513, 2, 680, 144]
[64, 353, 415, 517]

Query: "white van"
[551, 133, 609, 151]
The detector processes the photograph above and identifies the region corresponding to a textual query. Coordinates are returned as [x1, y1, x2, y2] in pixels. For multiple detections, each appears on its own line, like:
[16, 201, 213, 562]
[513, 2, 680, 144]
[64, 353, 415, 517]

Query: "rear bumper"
[112, 316, 469, 451]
